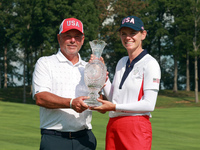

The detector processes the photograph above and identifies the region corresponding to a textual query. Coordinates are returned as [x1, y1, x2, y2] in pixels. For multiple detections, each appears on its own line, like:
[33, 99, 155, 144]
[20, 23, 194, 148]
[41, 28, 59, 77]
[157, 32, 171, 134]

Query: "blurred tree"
[1, 0, 200, 97]
[0, 0, 21, 88]
[10, 0, 99, 102]
[167, 0, 192, 92]
[99, 0, 146, 80]
[190, 0, 200, 103]
[169, 0, 194, 92]
[141, 0, 170, 90]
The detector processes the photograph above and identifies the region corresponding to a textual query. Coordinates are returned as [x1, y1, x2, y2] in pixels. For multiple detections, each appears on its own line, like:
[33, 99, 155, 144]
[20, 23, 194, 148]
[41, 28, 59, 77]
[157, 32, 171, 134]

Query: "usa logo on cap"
[59, 18, 84, 34]
[118, 16, 144, 31]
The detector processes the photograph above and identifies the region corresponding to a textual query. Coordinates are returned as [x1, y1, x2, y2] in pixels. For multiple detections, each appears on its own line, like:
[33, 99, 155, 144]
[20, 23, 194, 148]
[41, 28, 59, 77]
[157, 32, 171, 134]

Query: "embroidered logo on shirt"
[133, 68, 139, 75]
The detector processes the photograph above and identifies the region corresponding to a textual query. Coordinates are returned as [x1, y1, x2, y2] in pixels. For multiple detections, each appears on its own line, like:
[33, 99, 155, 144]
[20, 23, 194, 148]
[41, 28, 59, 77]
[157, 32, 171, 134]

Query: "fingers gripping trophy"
[84, 40, 107, 107]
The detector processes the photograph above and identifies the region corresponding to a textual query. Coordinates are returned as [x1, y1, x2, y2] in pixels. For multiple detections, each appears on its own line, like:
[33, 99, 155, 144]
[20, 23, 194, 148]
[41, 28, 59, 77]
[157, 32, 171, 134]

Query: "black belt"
[41, 129, 90, 139]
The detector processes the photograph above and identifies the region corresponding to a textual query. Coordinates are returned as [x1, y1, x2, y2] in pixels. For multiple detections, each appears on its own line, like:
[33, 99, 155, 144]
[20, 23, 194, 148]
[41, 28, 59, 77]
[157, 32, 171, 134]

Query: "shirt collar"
[119, 49, 148, 89]
[126, 49, 148, 67]
[56, 49, 86, 66]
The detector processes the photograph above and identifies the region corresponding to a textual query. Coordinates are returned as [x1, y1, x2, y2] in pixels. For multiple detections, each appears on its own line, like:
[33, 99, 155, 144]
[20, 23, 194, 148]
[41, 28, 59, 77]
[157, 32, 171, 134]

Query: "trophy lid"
[89, 40, 107, 58]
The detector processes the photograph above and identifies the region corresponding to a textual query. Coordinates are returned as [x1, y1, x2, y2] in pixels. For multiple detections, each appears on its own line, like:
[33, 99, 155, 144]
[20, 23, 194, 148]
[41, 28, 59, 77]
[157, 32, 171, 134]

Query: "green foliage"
[0, 0, 22, 87]
[1, 0, 200, 90]
[142, 0, 170, 57]
[70, 0, 100, 59]
[0, 86, 33, 103]
[0, 0, 100, 87]
[100, 0, 147, 80]
[140, 0, 200, 90]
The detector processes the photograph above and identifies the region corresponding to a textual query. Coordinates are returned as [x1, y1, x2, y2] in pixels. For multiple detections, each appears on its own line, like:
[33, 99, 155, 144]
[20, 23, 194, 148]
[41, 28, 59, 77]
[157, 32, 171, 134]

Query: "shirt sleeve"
[32, 57, 52, 99]
[144, 59, 161, 90]
[103, 57, 126, 101]
[115, 89, 158, 112]
[103, 78, 112, 101]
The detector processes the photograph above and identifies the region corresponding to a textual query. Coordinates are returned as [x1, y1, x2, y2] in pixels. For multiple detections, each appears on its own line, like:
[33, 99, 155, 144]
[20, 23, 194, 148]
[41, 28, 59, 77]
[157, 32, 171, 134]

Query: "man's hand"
[71, 96, 89, 113]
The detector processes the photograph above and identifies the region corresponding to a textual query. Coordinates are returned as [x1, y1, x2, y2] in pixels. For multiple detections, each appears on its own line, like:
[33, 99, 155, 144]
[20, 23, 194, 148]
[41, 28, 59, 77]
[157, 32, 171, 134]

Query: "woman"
[91, 16, 161, 150]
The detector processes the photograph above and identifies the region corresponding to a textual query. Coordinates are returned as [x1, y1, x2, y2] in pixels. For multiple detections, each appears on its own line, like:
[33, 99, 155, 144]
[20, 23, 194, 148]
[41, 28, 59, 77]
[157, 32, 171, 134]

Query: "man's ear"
[57, 34, 61, 45]
[81, 35, 85, 45]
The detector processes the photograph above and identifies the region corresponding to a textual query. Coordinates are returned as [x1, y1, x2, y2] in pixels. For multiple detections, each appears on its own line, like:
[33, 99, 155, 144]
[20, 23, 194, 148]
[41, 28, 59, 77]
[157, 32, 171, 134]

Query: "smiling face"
[57, 29, 84, 58]
[120, 27, 147, 55]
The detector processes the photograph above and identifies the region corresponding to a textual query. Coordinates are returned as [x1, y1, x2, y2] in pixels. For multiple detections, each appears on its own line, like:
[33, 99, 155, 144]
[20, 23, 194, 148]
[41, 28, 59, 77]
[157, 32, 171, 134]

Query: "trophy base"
[84, 98, 102, 107]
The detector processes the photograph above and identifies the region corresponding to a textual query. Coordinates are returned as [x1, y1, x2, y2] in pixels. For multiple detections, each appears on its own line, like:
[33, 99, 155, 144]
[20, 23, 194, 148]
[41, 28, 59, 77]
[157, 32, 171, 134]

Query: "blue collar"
[119, 49, 148, 89]
[126, 49, 148, 68]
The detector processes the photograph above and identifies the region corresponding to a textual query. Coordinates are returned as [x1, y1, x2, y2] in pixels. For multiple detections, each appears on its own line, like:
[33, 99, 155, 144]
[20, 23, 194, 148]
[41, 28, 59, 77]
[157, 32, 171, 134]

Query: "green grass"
[92, 112, 109, 149]
[0, 87, 200, 150]
[151, 107, 200, 150]
[0, 101, 40, 150]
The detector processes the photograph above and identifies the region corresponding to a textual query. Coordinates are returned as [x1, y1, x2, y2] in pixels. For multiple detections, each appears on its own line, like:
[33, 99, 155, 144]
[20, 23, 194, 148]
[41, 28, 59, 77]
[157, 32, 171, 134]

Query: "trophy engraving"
[84, 40, 107, 107]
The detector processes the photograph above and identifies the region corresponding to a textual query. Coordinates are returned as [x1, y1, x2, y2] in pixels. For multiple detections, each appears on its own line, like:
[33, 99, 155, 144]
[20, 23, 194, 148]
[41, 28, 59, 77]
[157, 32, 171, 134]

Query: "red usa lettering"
[122, 17, 135, 24]
[66, 21, 80, 27]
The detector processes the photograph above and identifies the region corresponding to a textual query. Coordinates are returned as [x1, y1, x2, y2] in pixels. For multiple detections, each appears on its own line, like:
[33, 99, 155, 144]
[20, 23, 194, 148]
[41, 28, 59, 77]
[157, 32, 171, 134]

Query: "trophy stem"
[92, 48, 103, 58]
[84, 92, 102, 107]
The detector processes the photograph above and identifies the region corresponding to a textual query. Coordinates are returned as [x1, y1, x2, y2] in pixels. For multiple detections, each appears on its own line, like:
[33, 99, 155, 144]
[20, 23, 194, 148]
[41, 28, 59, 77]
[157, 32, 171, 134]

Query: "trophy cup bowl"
[84, 40, 107, 107]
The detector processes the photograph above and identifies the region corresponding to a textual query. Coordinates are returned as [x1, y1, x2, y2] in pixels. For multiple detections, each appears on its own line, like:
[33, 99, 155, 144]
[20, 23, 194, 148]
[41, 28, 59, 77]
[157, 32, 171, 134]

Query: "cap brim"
[117, 24, 143, 32]
[60, 29, 84, 35]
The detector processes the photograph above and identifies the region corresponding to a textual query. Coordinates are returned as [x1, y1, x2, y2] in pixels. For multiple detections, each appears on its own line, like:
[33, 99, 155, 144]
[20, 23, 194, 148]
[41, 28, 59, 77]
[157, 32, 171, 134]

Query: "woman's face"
[120, 27, 146, 52]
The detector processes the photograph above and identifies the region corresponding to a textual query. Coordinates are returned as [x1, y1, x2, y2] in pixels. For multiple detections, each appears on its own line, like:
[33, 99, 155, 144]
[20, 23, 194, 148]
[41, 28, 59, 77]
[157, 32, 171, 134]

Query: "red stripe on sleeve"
[138, 77, 144, 101]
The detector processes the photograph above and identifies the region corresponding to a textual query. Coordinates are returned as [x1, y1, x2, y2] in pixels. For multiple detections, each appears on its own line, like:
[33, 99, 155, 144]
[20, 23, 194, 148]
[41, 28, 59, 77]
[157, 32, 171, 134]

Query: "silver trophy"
[84, 40, 107, 107]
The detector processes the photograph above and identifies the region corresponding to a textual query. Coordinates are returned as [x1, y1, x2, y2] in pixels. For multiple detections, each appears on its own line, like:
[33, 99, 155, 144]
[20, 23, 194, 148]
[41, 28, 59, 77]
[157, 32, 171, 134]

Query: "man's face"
[57, 29, 84, 56]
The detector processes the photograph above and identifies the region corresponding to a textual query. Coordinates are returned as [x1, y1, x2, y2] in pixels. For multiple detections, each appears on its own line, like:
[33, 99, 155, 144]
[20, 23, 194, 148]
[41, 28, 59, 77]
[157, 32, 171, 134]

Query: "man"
[32, 18, 96, 150]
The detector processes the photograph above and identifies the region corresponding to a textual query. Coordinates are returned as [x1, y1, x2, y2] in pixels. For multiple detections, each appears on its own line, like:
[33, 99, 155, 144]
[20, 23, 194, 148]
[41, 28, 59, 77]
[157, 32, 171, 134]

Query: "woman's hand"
[89, 54, 105, 64]
[89, 98, 116, 113]
[89, 54, 109, 84]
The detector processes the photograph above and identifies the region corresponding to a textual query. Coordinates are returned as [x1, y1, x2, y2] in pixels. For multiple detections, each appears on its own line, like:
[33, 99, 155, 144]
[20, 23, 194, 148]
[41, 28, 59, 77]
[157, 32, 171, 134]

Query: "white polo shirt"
[104, 53, 161, 118]
[32, 50, 92, 132]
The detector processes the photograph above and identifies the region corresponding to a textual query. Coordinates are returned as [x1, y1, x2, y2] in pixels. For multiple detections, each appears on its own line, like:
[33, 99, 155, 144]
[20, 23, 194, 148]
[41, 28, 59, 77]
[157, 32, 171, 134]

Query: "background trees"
[0, 0, 200, 103]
